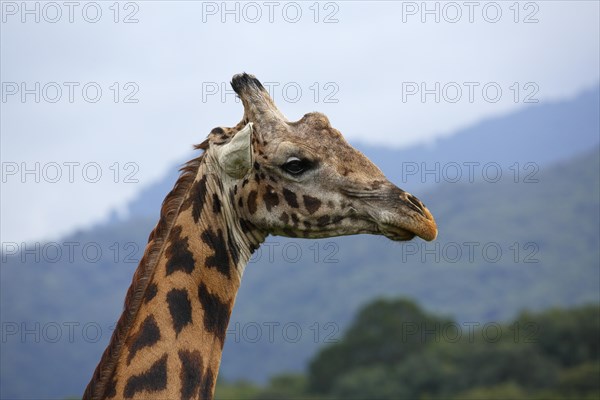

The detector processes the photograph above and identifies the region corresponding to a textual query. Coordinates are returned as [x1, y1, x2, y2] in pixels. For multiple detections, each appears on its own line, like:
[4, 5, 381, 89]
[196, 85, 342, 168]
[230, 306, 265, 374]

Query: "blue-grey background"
[1, 1, 599, 398]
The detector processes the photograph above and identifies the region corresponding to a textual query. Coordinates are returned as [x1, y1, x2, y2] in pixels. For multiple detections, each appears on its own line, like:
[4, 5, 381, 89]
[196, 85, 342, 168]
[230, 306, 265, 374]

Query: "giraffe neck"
[85, 160, 265, 400]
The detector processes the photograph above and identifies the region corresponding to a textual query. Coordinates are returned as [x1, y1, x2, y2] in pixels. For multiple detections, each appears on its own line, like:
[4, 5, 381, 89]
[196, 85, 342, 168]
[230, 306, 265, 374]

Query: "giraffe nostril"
[406, 194, 426, 217]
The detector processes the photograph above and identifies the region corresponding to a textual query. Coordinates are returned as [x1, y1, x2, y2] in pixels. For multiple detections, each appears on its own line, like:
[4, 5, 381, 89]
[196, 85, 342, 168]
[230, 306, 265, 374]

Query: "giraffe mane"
[83, 139, 210, 400]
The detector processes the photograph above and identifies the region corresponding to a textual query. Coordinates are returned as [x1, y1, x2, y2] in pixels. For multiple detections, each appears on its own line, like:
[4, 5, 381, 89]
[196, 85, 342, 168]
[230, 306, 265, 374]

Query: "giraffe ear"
[217, 123, 253, 178]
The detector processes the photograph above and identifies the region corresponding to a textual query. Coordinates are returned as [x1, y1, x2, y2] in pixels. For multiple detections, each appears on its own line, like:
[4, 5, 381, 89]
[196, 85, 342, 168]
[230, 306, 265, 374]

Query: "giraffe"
[83, 73, 437, 400]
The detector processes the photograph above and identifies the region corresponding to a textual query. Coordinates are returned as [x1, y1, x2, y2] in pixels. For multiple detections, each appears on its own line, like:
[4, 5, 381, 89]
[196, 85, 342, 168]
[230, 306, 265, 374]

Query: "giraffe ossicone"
[84, 73, 437, 400]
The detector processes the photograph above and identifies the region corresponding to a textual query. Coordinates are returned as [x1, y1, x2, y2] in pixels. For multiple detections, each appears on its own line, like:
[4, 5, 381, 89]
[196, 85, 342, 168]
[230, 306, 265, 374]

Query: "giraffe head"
[204, 73, 437, 243]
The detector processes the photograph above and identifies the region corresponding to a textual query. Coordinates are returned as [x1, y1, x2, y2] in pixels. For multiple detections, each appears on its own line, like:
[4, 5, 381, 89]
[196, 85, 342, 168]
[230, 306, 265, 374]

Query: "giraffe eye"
[282, 157, 310, 175]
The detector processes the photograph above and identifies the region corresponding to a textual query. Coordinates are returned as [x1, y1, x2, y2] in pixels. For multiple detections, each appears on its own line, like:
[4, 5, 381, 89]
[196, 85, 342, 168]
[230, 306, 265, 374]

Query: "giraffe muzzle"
[378, 190, 438, 242]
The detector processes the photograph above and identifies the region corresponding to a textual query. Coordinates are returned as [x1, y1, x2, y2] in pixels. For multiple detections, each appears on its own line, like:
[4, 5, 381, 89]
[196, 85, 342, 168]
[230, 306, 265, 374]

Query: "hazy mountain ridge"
[1, 87, 599, 398]
[2, 147, 597, 397]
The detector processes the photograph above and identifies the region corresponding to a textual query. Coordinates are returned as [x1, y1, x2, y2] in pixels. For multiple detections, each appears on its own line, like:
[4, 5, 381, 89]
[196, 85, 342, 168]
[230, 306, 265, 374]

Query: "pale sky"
[1, 1, 599, 244]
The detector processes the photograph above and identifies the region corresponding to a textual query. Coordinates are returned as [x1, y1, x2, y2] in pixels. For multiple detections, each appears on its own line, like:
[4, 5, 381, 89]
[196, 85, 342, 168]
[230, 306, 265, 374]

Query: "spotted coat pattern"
[84, 73, 437, 400]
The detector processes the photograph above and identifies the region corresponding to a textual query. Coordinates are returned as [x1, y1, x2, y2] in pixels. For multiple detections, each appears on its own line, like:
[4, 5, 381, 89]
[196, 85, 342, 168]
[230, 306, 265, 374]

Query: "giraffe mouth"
[381, 227, 417, 241]
[353, 186, 437, 242]
[379, 205, 438, 242]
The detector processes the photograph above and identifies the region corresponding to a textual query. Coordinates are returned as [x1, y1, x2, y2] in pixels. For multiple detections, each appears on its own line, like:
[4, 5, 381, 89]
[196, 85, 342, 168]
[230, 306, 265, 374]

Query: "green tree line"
[216, 299, 600, 399]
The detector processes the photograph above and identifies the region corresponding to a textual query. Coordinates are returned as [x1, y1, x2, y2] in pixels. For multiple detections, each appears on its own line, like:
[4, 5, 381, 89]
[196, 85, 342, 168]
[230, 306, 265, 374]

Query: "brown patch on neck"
[83, 140, 209, 400]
